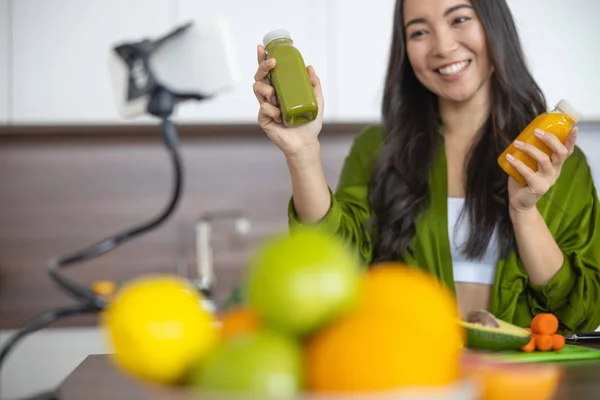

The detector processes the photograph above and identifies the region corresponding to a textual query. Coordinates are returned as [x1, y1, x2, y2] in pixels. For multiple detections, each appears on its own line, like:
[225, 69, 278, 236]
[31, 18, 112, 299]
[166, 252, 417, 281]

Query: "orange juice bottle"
[498, 99, 581, 185]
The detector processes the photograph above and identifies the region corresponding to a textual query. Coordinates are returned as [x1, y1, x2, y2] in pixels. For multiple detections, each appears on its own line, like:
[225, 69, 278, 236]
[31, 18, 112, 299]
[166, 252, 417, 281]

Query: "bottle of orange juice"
[498, 99, 581, 185]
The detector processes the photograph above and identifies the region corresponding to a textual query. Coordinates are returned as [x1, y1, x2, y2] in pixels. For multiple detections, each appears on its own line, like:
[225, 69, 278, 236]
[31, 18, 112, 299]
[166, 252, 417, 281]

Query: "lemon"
[102, 275, 218, 385]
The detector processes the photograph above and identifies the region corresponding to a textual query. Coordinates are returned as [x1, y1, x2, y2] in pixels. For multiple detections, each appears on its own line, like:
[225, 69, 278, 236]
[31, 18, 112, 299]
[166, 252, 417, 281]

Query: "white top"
[448, 197, 499, 285]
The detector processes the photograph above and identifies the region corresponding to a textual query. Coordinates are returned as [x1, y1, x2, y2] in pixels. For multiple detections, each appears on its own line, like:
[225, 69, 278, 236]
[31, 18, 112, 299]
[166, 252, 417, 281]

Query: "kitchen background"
[0, 0, 599, 398]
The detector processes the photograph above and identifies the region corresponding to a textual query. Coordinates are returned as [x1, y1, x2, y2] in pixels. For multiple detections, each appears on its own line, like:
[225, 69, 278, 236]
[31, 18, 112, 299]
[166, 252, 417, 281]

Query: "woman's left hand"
[506, 127, 578, 212]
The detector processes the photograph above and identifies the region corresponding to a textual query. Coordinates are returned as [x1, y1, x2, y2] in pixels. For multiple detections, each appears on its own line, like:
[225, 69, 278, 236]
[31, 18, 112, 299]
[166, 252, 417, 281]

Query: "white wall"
[508, 0, 600, 122]
[0, 0, 9, 124]
[579, 127, 600, 189]
[10, 0, 172, 125]
[3, 0, 600, 125]
[171, 0, 331, 124]
[327, 0, 600, 123]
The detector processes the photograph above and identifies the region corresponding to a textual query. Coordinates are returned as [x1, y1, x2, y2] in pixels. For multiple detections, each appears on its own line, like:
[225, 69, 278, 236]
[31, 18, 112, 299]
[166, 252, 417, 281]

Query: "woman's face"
[403, 0, 493, 103]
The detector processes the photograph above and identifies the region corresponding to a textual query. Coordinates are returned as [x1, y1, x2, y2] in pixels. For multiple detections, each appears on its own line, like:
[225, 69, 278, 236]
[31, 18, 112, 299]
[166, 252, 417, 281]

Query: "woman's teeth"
[438, 61, 470, 75]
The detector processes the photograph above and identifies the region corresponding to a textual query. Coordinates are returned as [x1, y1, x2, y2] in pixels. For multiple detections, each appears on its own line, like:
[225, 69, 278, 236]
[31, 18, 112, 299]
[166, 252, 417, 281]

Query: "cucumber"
[460, 310, 532, 351]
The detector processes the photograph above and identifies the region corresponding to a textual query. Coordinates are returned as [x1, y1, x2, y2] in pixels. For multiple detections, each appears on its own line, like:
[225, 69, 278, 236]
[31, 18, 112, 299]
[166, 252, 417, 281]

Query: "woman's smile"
[435, 59, 472, 82]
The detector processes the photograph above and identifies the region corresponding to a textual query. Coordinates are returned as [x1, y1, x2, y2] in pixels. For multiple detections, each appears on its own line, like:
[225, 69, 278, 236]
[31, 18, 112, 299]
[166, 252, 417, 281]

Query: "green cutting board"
[483, 344, 600, 363]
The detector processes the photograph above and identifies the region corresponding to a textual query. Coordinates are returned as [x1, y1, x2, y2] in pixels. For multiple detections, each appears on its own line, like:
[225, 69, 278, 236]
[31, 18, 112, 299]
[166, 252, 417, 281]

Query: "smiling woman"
[402, 2, 493, 103]
[252, 0, 600, 335]
[374, 0, 532, 316]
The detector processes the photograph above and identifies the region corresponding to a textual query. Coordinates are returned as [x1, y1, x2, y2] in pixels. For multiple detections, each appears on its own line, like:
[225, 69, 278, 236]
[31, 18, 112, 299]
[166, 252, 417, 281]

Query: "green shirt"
[288, 125, 600, 334]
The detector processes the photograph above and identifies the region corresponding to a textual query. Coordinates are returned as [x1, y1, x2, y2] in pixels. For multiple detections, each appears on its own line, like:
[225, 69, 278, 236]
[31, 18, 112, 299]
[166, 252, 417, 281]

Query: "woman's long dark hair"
[368, 0, 547, 263]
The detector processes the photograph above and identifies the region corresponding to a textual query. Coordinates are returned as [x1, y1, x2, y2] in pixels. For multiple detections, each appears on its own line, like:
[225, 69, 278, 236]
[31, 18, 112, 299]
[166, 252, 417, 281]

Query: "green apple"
[245, 226, 361, 336]
[188, 329, 303, 397]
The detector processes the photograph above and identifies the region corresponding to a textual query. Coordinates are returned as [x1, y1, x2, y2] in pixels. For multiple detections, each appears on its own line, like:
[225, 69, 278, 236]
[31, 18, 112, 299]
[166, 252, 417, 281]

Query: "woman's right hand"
[253, 44, 324, 159]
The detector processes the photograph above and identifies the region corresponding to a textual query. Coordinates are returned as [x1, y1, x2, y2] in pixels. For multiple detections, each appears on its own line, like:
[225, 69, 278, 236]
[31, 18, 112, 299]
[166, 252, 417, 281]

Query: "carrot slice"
[531, 313, 559, 335]
[552, 334, 565, 351]
[535, 334, 553, 351]
[521, 334, 536, 353]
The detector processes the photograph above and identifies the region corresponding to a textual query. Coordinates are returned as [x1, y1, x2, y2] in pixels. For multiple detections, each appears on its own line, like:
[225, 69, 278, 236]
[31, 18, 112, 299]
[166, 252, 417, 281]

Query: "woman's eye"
[452, 16, 471, 25]
[409, 30, 427, 39]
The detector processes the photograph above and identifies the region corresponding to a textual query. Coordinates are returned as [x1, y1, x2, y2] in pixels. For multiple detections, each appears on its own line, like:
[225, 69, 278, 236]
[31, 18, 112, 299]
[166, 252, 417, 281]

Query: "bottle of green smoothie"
[263, 29, 318, 127]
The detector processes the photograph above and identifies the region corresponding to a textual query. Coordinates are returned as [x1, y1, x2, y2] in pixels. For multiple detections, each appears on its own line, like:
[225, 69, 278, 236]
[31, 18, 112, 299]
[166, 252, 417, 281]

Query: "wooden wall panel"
[0, 124, 362, 329]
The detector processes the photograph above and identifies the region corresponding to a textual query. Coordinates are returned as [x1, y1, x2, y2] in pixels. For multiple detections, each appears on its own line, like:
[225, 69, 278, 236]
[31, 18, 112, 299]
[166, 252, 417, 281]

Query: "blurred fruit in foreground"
[188, 329, 303, 397]
[91, 280, 117, 299]
[102, 275, 218, 385]
[246, 227, 361, 336]
[305, 263, 463, 392]
[218, 306, 261, 340]
[461, 353, 562, 400]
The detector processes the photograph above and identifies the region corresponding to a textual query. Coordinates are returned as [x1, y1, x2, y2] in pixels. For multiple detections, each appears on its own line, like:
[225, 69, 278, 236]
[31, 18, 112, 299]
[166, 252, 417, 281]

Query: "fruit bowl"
[103, 229, 476, 400]
[146, 379, 479, 400]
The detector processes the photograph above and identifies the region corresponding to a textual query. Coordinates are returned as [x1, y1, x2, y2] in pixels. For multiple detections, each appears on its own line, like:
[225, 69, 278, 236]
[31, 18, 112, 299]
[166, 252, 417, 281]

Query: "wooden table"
[53, 347, 600, 400]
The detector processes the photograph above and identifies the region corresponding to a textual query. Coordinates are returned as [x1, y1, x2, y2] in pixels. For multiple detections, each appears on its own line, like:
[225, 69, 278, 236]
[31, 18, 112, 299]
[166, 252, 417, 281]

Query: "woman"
[252, 0, 600, 333]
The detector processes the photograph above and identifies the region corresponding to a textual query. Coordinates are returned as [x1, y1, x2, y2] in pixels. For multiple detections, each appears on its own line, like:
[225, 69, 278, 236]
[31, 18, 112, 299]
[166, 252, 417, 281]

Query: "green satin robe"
[288, 125, 600, 334]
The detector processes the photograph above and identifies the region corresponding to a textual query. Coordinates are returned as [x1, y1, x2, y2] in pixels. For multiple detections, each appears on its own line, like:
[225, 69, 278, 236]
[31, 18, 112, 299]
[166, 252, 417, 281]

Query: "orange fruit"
[355, 262, 457, 316]
[219, 306, 261, 339]
[305, 263, 463, 392]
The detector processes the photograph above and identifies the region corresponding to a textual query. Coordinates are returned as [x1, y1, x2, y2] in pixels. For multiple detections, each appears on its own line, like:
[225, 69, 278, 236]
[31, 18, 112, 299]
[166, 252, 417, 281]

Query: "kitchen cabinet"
[506, 0, 600, 121]
[331, 0, 599, 123]
[172, 0, 333, 123]
[0, 0, 9, 124]
[329, 0, 396, 123]
[11, 0, 173, 125]
[6, 0, 599, 125]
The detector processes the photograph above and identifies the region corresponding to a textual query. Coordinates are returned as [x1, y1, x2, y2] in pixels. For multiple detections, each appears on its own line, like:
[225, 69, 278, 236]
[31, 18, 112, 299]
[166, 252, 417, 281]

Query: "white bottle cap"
[263, 29, 292, 47]
[555, 99, 582, 123]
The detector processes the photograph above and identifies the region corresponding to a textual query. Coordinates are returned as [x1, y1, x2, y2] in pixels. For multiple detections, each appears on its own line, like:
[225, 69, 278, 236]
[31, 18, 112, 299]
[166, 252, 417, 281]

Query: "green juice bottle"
[263, 29, 318, 127]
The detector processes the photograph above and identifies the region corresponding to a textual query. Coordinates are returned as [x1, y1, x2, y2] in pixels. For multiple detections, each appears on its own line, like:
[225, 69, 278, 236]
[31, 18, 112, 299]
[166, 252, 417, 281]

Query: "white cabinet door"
[0, 0, 8, 124]
[330, 0, 396, 123]
[333, 1, 600, 123]
[173, 0, 332, 123]
[11, 0, 172, 125]
[507, 0, 600, 121]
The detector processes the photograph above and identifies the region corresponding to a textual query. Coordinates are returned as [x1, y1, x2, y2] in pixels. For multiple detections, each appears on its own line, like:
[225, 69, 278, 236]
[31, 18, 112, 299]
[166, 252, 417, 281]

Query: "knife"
[564, 332, 600, 342]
